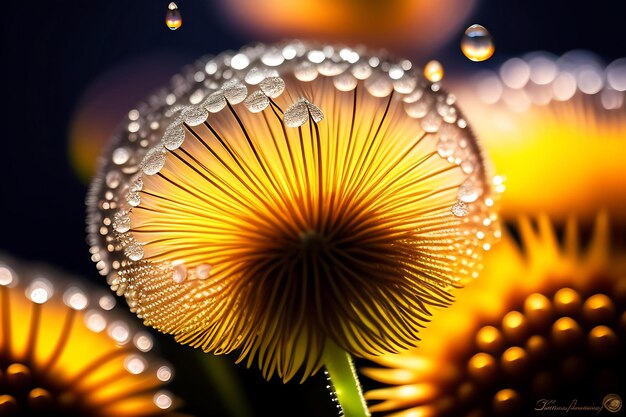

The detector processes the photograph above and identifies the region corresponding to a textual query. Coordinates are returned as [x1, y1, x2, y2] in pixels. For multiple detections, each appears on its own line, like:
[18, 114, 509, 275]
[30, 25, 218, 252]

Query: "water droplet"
[27, 279, 53, 304]
[451, 201, 469, 217]
[172, 263, 187, 284]
[393, 74, 417, 94]
[259, 77, 285, 98]
[157, 366, 173, 382]
[222, 79, 248, 104]
[284, 101, 308, 127]
[203, 90, 226, 113]
[130, 174, 143, 191]
[424, 60, 444, 83]
[113, 211, 131, 233]
[125, 243, 144, 261]
[165, 2, 182, 30]
[294, 61, 319, 82]
[105, 171, 122, 189]
[181, 106, 208, 126]
[420, 111, 442, 132]
[124, 355, 147, 375]
[195, 263, 212, 280]
[333, 72, 358, 91]
[365, 73, 394, 97]
[162, 124, 185, 150]
[112, 147, 130, 165]
[307, 50, 325, 64]
[244, 90, 269, 113]
[457, 178, 482, 203]
[318, 60, 348, 76]
[307, 101, 324, 123]
[230, 53, 250, 70]
[351, 62, 372, 80]
[126, 190, 140, 207]
[607, 58, 626, 91]
[64, 287, 89, 310]
[461, 24, 495, 62]
[245, 67, 278, 85]
[142, 147, 166, 175]
[261, 47, 285, 67]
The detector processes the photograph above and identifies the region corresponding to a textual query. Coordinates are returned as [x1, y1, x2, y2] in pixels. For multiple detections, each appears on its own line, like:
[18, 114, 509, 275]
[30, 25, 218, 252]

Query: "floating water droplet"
[244, 90, 269, 113]
[162, 124, 185, 150]
[165, 2, 182, 30]
[461, 24, 494, 62]
[259, 77, 285, 98]
[424, 60, 444, 83]
[451, 201, 469, 217]
[172, 263, 187, 283]
[195, 263, 212, 280]
[142, 147, 166, 175]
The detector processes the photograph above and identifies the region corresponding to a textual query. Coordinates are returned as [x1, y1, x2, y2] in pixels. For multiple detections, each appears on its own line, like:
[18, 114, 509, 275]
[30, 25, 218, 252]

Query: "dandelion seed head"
[87, 41, 498, 381]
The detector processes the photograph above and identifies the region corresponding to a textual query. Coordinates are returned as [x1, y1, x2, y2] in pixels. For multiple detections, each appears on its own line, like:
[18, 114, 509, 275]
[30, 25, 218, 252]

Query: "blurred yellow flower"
[87, 41, 498, 382]
[217, 0, 476, 57]
[451, 52, 626, 224]
[362, 213, 626, 416]
[0, 254, 182, 417]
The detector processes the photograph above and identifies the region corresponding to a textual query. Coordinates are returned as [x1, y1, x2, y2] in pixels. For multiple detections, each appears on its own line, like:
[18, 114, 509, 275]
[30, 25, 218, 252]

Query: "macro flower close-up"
[86, 40, 497, 384]
[2, 1, 625, 416]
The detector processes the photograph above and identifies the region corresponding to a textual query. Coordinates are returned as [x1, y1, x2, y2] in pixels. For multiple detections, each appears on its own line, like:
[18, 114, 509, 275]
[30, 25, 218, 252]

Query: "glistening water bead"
[165, 2, 181, 30]
[87, 40, 499, 382]
[423, 60, 444, 83]
[461, 24, 495, 62]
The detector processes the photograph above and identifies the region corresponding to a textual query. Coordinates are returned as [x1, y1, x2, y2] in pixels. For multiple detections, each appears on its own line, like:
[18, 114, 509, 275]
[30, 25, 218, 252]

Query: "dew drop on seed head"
[451, 201, 469, 217]
[461, 24, 495, 62]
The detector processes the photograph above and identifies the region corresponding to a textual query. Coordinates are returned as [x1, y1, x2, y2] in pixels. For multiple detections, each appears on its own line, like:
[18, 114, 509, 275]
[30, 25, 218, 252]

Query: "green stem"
[196, 351, 253, 417]
[323, 342, 370, 417]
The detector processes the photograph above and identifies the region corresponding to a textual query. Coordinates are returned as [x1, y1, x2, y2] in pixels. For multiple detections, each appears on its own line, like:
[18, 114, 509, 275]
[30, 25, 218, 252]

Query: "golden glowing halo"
[87, 41, 499, 382]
